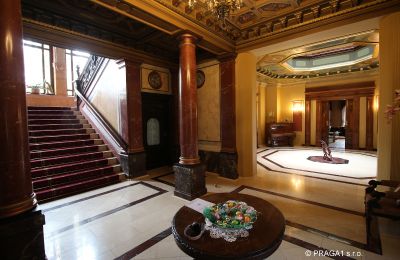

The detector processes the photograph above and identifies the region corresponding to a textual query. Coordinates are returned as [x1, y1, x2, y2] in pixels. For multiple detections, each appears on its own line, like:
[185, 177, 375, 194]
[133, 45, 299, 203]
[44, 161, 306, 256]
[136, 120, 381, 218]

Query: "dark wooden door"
[316, 100, 329, 146]
[345, 98, 360, 149]
[142, 93, 171, 170]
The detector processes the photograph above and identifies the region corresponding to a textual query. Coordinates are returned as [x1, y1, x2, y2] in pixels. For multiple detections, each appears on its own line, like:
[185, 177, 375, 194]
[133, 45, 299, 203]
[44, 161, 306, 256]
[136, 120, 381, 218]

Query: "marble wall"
[197, 60, 221, 152]
[141, 65, 171, 94]
[89, 59, 124, 134]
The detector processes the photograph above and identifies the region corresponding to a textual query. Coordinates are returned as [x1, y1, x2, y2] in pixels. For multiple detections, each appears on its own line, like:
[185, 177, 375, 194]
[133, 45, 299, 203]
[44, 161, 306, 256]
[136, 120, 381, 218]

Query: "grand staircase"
[28, 106, 124, 202]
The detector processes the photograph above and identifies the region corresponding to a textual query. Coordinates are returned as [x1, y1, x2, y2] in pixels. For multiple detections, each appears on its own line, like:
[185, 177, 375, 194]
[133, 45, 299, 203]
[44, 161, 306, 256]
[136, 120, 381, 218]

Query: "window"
[66, 49, 90, 96]
[147, 118, 160, 146]
[23, 40, 52, 94]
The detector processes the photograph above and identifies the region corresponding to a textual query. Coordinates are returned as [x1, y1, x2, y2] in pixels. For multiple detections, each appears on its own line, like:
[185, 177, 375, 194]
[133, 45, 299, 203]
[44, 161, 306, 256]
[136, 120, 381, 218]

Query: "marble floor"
[39, 147, 399, 260]
[257, 147, 376, 185]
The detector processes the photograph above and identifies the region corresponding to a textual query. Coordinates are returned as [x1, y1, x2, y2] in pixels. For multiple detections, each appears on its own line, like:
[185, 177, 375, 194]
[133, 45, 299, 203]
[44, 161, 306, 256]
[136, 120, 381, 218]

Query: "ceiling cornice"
[91, 0, 235, 55]
[236, 0, 400, 51]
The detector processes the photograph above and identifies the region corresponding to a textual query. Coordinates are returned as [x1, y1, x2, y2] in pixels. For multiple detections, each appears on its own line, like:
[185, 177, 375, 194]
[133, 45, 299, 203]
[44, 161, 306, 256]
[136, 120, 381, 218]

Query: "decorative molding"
[237, 0, 400, 49]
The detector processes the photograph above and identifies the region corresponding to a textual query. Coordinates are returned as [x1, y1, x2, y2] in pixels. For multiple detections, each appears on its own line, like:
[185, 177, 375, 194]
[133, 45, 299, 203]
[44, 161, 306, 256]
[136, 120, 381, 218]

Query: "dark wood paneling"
[142, 93, 172, 169]
[366, 96, 374, 150]
[305, 99, 311, 146]
[305, 82, 375, 149]
[305, 82, 375, 101]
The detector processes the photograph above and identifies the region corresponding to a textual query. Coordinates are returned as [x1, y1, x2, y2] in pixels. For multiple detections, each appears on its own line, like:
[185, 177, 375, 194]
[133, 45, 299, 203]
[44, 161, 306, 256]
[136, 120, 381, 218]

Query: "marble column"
[54, 47, 68, 96]
[217, 53, 238, 179]
[117, 60, 146, 178]
[377, 12, 400, 181]
[236, 52, 257, 177]
[0, 0, 45, 258]
[173, 33, 207, 200]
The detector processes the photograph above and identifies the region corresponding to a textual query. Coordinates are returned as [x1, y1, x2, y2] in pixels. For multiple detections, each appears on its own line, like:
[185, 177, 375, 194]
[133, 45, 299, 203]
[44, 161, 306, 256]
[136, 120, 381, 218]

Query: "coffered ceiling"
[21, 0, 400, 63]
[256, 30, 379, 80]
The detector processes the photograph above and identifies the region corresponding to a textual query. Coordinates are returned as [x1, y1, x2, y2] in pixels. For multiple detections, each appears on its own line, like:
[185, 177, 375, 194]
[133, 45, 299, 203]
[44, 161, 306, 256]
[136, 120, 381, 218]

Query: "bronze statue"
[320, 140, 333, 161]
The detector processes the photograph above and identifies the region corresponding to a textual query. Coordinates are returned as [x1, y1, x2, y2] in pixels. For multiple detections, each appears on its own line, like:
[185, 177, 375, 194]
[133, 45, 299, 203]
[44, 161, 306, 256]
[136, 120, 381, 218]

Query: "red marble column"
[178, 33, 200, 165]
[121, 60, 144, 153]
[218, 53, 237, 153]
[0, 0, 37, 218]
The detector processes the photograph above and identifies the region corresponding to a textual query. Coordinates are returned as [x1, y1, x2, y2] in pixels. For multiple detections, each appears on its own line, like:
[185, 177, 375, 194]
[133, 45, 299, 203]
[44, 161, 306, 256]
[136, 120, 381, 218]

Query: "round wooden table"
[172, 193, 285, 259]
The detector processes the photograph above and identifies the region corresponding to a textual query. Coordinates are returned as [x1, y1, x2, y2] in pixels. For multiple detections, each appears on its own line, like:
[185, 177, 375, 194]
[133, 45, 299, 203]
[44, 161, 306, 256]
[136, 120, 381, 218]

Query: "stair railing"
[76, 55, 106, 96]
[74, 55, 128, 154]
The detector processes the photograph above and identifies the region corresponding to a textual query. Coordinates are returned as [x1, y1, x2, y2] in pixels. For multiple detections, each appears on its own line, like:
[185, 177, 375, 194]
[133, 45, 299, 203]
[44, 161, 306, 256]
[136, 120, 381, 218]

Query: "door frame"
[304, 82, 375, 149]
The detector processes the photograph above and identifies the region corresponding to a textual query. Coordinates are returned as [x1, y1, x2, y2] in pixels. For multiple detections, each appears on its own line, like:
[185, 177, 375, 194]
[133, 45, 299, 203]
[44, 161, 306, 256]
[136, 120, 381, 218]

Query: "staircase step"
[29, 128, 94, 137]
[28, 106, 72, 111]
[29, 139, 102, 151]
[29, 133, 99, 143]
[35, 173, 122, 202]
[27, 105, 122, 202]
[28, 119, 84, 125]
[33, 165, 119, 190]
[31, 151, 110, 168]
[31, 157, 114, 178]
[29, 123, 89, 130]
[30, 144, 107, 159]
[28, 110, 75, 115]
[28, 114, 83, 120]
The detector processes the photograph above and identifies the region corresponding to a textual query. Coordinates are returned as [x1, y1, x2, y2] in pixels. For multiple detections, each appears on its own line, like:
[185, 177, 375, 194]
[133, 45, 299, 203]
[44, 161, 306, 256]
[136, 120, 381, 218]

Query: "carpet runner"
[28, 106, 124, 202]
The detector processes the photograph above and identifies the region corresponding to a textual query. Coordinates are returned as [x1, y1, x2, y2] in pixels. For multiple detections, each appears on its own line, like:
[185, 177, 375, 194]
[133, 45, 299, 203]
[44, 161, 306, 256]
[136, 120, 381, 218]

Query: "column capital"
[177, 30, 202, 45]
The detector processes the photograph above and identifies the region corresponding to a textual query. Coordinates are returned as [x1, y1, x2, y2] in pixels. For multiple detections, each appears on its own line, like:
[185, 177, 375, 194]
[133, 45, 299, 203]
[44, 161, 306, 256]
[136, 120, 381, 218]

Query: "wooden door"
[142, 93, 171, 169]
[316, 100, 329, 146]
[345, 98, 360, 149]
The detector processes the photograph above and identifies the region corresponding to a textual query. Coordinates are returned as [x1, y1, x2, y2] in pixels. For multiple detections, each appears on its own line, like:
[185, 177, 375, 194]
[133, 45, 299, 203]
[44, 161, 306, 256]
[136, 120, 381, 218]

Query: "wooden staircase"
[28, 106, 124, 202]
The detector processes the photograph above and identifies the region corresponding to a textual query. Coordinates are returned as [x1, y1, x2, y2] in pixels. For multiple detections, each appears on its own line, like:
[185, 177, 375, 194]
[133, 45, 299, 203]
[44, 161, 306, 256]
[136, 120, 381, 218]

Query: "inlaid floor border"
[262, 150, 375, 180]
[151, 171, 175, 187]
[232, 185, 364, 216]
[45, 182, 168, 238]
[257, 161, 368, 187]
[114, 227, 172, 260]
[41, 181, 141, 213]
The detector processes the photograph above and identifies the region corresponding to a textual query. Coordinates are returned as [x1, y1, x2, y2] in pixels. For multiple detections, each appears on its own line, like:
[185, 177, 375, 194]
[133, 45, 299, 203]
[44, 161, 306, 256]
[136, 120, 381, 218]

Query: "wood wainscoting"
[305, 82, 375, 150]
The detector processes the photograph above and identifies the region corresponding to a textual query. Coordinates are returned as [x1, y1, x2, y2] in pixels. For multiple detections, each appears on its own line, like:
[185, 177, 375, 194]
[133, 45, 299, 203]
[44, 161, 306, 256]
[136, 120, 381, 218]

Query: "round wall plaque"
[148, 71, 162, 89]
[196, 70, 205, 88]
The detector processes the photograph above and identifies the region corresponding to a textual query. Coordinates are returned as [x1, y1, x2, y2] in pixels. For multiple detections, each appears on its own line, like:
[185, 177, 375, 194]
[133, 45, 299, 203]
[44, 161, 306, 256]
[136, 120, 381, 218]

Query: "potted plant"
[30, 83, 42, 94]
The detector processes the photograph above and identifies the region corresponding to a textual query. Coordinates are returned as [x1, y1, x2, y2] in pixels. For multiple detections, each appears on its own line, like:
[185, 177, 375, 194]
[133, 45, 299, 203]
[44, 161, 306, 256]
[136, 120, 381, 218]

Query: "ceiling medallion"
[188, 0, 243, 21]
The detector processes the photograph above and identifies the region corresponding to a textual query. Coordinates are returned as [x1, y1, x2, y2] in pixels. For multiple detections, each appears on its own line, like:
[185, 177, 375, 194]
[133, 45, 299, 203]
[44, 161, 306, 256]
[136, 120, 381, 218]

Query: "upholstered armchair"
[365, 180, 400, 253]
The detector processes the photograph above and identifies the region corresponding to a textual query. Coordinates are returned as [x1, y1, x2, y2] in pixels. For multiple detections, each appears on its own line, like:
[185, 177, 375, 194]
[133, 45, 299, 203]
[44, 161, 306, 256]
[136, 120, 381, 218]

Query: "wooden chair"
[365, 180, 400, 253]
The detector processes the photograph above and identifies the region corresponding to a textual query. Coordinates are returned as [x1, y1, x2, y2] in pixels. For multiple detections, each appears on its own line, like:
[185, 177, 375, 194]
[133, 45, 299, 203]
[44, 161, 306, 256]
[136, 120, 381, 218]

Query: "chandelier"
[188, 0, 243, 20]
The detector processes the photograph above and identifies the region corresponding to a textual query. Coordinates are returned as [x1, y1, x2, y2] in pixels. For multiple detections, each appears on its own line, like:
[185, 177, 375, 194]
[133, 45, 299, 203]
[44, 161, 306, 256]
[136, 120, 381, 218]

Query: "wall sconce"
[292, 100, 303, 131]
[374, 95, 379, 111]
[292, 100, 304, 112]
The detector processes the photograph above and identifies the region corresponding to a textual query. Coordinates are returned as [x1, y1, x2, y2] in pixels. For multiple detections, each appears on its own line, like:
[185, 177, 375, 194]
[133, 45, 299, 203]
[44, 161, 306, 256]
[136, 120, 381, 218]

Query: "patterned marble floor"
[257, 147, 377, 185]
[39, 148, 398, 260]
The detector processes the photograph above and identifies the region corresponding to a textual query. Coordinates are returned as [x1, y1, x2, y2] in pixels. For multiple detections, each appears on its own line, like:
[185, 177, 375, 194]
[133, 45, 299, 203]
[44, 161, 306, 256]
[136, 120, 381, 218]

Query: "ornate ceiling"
[153, 0, 398, 47]
[21, 0, 400, 63]
[256, 30, 379, 80]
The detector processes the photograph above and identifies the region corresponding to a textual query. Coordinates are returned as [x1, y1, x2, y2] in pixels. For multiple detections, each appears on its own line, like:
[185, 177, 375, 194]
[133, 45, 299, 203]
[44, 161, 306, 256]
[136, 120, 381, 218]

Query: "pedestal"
[173, 163, 207, 200]
[120, 152, 146, 178]
[218, 152, 238, 179]
[0, 208, 45, 260]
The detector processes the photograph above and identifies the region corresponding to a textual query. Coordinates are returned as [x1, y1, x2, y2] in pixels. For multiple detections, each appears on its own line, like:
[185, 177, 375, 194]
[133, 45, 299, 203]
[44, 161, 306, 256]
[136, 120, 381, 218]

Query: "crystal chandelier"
[188, 0, 243, 20]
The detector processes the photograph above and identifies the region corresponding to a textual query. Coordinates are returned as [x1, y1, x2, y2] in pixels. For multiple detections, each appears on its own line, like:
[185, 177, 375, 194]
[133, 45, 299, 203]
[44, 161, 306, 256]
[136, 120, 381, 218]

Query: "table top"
[172, 193, 285, 260]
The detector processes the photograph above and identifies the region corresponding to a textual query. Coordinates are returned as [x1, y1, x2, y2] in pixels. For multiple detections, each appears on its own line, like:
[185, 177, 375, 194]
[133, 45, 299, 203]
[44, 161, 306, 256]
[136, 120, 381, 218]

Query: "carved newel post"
[173, 33, 207, 200]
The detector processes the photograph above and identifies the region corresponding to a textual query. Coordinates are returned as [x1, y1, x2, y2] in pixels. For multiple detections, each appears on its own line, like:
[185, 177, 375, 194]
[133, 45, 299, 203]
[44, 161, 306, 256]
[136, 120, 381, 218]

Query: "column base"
[0, 208, 45, 260]
[173, 163, 207, 200]
[120, 151, 146, 178]
[218, 152, 238, 179]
